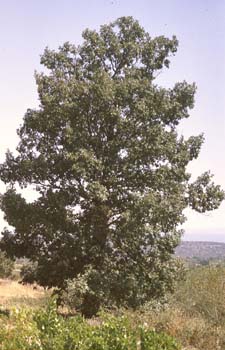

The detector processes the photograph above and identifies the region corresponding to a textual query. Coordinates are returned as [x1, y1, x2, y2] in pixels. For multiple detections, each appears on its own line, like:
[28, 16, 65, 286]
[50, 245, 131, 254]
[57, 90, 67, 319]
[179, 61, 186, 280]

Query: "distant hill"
[175, 241, 225, 262]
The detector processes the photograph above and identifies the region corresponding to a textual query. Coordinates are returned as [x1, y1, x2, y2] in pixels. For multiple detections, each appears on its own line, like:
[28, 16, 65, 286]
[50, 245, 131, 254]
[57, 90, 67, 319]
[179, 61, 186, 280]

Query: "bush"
[61, 266, 104, 317]
[20, 260, 38, 284]
[61, 260, 184, 317]
[0, 299, 181, 350]
[0, 251, 14, 278]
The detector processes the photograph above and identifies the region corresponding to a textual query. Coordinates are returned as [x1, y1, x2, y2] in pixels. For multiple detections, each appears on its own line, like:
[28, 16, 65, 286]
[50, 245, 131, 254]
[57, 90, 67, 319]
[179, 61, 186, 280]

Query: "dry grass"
[0, 278, 50, 309]
[125, 307, 225, 350]
[146, 308, 224, 350]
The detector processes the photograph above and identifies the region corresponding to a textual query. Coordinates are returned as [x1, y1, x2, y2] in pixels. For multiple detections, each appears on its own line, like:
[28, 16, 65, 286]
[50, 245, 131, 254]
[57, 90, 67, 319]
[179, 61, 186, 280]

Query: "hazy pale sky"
[0, 0, 225, 241]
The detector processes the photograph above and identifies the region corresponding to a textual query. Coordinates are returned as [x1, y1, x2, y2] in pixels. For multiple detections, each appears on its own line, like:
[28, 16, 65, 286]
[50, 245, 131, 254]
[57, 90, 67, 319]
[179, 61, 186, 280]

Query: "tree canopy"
[0, 16, 224, 316]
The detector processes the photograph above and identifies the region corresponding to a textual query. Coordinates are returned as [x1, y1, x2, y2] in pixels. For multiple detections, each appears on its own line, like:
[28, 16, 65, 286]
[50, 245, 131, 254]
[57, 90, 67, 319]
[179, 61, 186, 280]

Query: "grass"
[0, 278, 50, 309]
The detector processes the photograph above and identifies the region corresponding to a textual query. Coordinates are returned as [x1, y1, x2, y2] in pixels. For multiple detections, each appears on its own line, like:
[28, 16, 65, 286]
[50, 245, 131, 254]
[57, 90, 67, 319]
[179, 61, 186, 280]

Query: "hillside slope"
[175, 241, 225, 261]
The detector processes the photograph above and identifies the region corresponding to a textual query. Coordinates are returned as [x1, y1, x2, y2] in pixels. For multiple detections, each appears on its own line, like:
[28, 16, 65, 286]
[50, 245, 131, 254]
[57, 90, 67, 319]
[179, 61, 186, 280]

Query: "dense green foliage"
[0, 299, 180, 350]
[0, 250, 14, 278]
[0, 16, 224, 315]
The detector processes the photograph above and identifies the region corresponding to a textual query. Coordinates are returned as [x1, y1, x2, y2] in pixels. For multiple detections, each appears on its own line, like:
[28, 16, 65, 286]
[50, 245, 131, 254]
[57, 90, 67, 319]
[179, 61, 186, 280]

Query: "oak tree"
[0, 17, 224, 315]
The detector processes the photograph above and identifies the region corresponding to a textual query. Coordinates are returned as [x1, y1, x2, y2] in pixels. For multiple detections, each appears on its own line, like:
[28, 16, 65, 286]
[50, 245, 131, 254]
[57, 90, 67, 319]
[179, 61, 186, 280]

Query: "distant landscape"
[176, 241, 225, 263]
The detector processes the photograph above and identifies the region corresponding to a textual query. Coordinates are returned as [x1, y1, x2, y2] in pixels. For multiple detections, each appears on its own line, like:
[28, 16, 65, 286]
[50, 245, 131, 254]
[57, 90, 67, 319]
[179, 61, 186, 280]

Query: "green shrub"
[0, 308, 40, 350]
[140, 327, 180, 350]
[0, 251, 14, 278]
[0, 299, 180, 350]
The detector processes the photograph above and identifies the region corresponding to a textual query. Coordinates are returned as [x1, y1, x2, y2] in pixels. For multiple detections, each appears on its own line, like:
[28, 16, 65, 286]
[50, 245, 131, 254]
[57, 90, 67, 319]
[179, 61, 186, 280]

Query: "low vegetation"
[0, 299, 180, 350]
[1, 264, 225, 349]
[131, 265, 225, 350]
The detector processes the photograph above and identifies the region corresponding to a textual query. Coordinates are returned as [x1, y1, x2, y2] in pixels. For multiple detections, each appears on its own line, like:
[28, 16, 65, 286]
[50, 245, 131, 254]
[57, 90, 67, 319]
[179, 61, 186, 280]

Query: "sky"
[0, 0, 224, 241]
